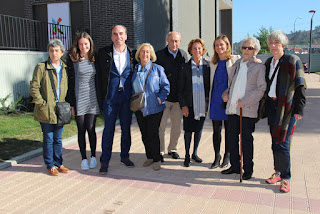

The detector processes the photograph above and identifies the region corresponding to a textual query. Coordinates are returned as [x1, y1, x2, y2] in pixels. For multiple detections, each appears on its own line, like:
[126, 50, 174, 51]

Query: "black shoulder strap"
[267, 60, 281, 92]
[46, 61, 59, 102]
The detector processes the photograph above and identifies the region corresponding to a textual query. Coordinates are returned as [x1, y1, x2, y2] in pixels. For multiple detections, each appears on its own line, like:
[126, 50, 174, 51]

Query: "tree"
[254, 26, 273, 54]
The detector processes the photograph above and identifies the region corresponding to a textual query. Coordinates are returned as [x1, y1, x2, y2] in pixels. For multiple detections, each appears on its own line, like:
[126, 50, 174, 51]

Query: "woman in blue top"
[132, 43, 170, 171]
[209, 35, 240, 169]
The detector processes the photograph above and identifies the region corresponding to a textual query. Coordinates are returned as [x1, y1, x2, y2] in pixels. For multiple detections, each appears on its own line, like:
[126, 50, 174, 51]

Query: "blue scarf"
[191, 57, 206, 120]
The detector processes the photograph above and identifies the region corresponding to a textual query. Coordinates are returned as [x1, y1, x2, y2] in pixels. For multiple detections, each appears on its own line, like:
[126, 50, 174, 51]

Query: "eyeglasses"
[241, 46, 255, 50]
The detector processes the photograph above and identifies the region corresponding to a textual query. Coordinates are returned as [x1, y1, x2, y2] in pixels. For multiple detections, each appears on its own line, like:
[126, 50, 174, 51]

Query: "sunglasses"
[242, 46, 255, 50]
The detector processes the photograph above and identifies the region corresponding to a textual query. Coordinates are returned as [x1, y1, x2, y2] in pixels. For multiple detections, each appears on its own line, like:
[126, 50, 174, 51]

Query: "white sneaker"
[81, 159, 90, 170]
[89, 156, 97, 169]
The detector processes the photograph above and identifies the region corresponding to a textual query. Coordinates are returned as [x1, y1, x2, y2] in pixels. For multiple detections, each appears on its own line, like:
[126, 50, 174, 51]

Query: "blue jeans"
[267, 97, 296, 180]
[40, 122, 64, 169]
[100, 91, 132, 166]
[228, 114, 256, 174]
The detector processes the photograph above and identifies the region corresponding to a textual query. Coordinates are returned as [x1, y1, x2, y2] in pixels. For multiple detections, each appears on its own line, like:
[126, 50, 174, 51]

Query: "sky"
[233, 0, 320, 43]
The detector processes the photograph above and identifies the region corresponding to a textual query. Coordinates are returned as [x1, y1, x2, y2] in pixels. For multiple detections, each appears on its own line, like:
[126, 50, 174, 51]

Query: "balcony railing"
[0, 14, 72, 51]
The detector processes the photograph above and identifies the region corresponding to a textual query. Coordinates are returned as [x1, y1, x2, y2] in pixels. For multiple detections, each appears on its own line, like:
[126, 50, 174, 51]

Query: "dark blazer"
[177, 58, 211, 112]
[155, 46, 188, 102]
[96, 44, 137, 105]
[65, 55, 101, 115]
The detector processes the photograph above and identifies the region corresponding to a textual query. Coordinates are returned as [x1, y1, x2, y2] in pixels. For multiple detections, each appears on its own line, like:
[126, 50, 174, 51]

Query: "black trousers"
[228, 114, 256, 174]
[135, 110, 163, 162]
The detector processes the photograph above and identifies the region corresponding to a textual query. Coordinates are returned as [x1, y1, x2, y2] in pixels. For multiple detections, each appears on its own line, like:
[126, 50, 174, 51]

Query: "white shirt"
[229, 59, 248, 114]
[268, 58, 279, 98]
[113, 45, 128, 88]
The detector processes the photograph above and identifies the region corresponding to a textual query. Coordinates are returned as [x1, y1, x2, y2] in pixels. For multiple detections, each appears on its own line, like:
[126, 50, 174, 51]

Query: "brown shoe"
[143, 159, 154, 167]
[152, 161, 161, 171]
[57, 165, 70, 173]
[48, 167, 59, 176]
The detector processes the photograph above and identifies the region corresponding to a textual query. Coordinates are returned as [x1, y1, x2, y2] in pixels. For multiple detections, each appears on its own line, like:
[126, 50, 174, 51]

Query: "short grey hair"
[47, 39, 65, 53]
[240, 37, 261, 52]
[267, 30, 289, 47]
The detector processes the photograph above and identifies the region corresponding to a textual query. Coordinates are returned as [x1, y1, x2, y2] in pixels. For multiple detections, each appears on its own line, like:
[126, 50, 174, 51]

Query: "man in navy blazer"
[97, 25, 136, 175]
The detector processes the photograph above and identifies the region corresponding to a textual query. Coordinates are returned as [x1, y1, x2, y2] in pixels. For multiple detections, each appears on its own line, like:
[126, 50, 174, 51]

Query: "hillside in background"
[287, 25, 320, 45]
[233, 25, 320, 54]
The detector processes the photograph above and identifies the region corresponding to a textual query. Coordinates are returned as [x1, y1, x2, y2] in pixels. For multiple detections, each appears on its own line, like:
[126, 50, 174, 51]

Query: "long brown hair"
[211, 35, 232, 65]
[68, 32, 95, 63]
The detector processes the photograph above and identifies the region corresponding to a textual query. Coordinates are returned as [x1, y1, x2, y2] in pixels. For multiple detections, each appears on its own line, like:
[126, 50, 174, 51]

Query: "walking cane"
[240, 107, 243, 182]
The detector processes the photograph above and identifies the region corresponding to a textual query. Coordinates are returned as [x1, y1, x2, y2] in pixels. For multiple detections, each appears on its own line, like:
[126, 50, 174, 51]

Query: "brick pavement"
[0, 74, 319, 214]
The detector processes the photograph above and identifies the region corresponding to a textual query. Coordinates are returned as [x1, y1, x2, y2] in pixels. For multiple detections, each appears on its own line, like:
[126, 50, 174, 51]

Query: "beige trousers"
[159, 101, 182, 155]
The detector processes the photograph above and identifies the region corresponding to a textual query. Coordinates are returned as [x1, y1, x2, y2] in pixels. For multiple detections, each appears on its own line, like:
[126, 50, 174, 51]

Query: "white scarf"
[229, 59, 248, 114]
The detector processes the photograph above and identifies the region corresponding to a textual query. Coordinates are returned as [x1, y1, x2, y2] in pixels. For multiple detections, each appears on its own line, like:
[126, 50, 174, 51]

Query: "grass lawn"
[0, 112, 105, 162]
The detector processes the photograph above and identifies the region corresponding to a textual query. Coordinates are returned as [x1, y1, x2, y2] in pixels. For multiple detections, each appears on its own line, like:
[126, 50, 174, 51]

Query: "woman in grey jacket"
[221, 37, 266, 180]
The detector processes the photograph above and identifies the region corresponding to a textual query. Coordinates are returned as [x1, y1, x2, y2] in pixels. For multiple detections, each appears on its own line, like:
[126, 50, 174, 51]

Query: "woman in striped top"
[66, 32, 101, 170]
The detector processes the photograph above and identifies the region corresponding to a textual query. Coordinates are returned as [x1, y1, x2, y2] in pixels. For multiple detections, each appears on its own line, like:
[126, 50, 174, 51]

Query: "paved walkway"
[1, 74, 320, 214]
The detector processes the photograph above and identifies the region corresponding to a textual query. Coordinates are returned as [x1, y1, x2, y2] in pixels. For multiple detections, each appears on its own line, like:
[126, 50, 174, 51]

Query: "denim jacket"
[132, 60, 170, 117]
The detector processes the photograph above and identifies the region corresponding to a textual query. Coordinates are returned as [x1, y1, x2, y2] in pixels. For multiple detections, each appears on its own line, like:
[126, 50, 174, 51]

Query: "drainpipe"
[88, 0, 92, 34]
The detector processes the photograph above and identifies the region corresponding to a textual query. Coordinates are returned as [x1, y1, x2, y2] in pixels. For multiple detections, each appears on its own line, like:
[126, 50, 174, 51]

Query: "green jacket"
[29, 58, 68, 124]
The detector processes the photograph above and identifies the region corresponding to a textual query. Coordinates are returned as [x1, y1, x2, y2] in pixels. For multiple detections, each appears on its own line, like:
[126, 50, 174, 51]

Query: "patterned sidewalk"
[0, 74, 319, 214]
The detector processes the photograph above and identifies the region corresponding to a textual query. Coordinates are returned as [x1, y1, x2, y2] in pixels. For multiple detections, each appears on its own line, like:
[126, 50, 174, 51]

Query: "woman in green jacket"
[30, 39, 70, 176]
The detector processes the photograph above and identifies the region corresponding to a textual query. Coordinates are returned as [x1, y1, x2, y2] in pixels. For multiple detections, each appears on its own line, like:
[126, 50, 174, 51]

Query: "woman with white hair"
[264, 30, 306, 193]
[132, 43, 170, 171]
[221, 37, 266, 180]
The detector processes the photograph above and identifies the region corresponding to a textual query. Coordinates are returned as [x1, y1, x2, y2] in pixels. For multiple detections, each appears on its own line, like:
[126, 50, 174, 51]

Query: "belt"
[118, 87, 123, 92]
[268, 96, 277, 100]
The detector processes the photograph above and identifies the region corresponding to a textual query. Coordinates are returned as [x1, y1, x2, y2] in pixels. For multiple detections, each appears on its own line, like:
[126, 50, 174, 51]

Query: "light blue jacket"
[132, 60, 170, 117]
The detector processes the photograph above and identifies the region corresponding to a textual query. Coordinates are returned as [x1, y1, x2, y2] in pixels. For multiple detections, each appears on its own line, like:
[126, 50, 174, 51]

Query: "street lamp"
[293, 17, 302, 53]
[308, 10, 316, 74]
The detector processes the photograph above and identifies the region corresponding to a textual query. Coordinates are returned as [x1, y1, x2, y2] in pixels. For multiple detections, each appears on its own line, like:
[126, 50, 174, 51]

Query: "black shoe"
[168, 152, 180, 159]
[220, 153, 230, 168]
[210, 154, 221, 169]
[192, 154, 203, 163]
[184, 158, 190, 167]
[99, 163, 108, 175]
[121, 158, 135, 168]
[160, 155, 164, 163]
[242, 172, 252, 180]
[221, 167, 240, 174]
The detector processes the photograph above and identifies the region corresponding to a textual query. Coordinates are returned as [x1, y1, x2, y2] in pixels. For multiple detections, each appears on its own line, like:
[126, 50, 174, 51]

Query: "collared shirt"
[49, 59, 62, 102]
[113, 45, 129, 88]
[168, 46, 178, 59]
[268, 57, 279, 98]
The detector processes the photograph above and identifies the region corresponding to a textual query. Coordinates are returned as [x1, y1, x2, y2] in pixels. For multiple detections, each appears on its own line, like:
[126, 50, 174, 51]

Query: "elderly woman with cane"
[264, 30, 306, 193]
[221, 37, 266, 180]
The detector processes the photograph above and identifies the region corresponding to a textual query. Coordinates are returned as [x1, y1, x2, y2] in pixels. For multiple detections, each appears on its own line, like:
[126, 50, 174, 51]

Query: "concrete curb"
[0, 125, 105, 170]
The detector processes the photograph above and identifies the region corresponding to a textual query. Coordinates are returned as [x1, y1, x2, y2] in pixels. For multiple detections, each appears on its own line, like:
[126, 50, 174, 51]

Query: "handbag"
[256, 61, 281, 121]
[48, 66, 72, 126]
[130, 63, 153, 112]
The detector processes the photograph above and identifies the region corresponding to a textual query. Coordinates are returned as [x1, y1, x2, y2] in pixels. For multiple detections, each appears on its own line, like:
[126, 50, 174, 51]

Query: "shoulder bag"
[48, 66, 72, 126]
[130, 63, 153, 112]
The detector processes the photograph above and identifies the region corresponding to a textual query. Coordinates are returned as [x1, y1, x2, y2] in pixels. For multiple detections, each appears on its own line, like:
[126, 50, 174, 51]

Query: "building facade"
[1, 0, 233, 54]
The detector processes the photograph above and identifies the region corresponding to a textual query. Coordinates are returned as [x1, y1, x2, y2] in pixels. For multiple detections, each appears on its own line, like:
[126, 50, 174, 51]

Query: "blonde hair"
[211, 35, 232, 65]
[135, 43, 157, 62]
[187, 38, 207, 56]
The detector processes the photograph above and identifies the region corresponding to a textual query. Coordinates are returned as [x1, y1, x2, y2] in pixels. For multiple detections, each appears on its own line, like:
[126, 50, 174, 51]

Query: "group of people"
[29, 24, 306, 193]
